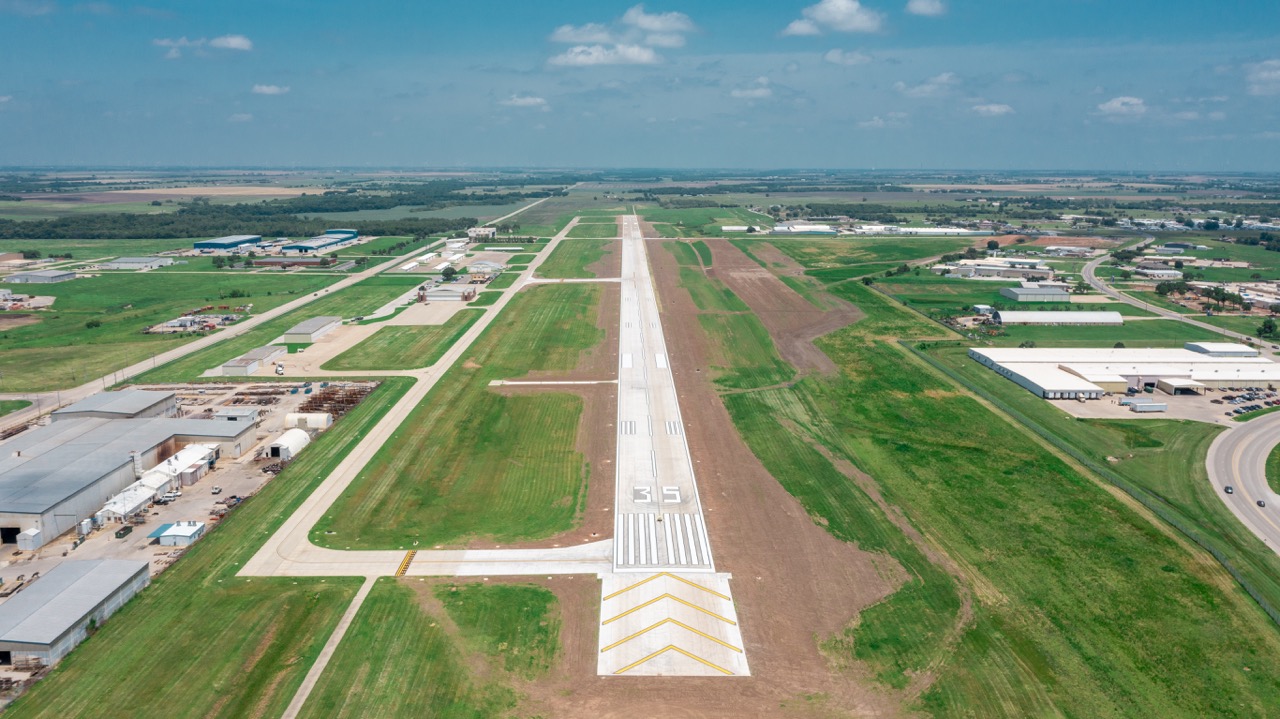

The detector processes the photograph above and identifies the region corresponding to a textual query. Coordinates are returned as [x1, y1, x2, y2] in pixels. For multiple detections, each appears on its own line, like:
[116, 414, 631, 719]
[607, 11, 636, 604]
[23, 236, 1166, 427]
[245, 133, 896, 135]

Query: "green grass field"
[565, 222, 618, 239]
[991, 318, 1222, 346]
[0, 237, 194, 258]
[636, 206, 767, 236]
[0, 271, 340, 392]
[311, 283, 604, 548]
[702, 278, 1280, 715]
[1269, 444, 1280, 494]
[135, 275, 423, 384]
[503, 253, 536, 264]
[296, 579, 558, 717]
[676, 266, 749, 312]
[537, 239, 612, 279]
[322, 310, 483, 371]
[6, 378, 415, 719]
[470, 291, 501, 307]
[0, 400, 31, 417]
[485, 273, 518, 289]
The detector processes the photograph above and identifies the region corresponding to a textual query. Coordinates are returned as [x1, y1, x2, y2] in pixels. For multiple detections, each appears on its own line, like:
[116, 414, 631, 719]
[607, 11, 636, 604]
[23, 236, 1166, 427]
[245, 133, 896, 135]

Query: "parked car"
[1225, 486, 1234, 494]
[1258, 500, 1267, 508]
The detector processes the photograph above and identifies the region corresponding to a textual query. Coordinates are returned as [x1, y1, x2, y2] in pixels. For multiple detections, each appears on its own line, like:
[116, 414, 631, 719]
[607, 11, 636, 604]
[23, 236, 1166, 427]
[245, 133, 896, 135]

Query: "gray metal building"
[0, 560, 149, 665]
[101, 257, 174, 270]
[999, 286, 1071, 303]
[220, 345, 286, 376]
[0, 417, 256, 549]
[4, 269, 75, 284]
[51, 390, 177, 422]
[281, 316, 341, 343]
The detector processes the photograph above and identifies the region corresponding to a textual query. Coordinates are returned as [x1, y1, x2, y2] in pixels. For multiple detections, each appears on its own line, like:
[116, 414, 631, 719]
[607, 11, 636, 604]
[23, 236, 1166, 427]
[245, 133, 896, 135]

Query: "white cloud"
[783, 0, 884, 35]
[227, 113, 253, 123]
[1209, 110, 1227, 121]
[645, 33, 686, 48]
[500, 94, 549, 110]
[859, 111, 907, 129]
[549, 44, 660, 66]
[894, 72, 958, 98]
[252, 84, 289, 95]
[0, 0, 56, 16]
[1246, 59, 1280, 96]
[621, 4, 694, 33]
[209, 34, 252, 51]
[1097, 96, 1146, 117]
[1173, 110, 1200, 121]
[731, 77, 772, 100]
[154, 34, 252, 58]
[905, 0, 946, 16]
[0, 95, 11, 103]
[972, 103, 1014, 117]
[549, 23, 614, 44]
[824, 48, 871, 66]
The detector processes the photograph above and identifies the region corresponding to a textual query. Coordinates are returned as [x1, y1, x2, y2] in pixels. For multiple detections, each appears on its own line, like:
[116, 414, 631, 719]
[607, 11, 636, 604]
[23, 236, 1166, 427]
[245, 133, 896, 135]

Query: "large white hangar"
[969, 343, 1277, 399]
[994, 311, 1124, 326]
[0, 404, 256, 549]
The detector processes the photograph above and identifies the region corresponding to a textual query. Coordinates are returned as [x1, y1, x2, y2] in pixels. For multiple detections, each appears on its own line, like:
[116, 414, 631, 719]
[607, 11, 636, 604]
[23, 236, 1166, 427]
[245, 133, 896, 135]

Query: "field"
[469, 291, 501, 306]
[0, 400, 31, 417]
[295, 579, 559, 718]
[311, 283, 603, 548]
[992, 318, 1222, 346]
[5, 378, 415, 719]
[0, 271, 341, 392]
[135, 275, 423, 384]
[727, 236, 975, 282]
[0, 237, 194, 257]
[701, 277, 1280, 715]
[322, 310, 484, 371]
[485, 273, 518, 289]
[536, 238, 612, 279]
[1269, 445, 1280, 494]
[636, 205, 767, 237]
[565, 222, 618, 239]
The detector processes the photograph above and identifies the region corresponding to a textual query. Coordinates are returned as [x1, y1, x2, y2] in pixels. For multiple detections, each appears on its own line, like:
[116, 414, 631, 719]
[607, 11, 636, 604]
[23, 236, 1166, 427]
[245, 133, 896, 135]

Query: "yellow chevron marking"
[613, 644, 734, 675]
[601, 593, 735, 626]
[601, 618, 743, 653]
[602, 572, 732, 602]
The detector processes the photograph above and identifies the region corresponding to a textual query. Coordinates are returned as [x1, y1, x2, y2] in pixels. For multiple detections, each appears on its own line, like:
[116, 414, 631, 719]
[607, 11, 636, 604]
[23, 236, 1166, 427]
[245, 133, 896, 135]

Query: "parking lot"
[1051, 385, 1280, 425]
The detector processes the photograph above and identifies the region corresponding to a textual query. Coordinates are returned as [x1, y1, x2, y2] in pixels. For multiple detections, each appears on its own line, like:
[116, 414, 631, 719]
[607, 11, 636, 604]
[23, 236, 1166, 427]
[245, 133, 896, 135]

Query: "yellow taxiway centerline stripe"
[602, 572, 732, 602]
[602, 593, 736, 626]
[602, 617, 743, 653]
[612, 644, 734, 676]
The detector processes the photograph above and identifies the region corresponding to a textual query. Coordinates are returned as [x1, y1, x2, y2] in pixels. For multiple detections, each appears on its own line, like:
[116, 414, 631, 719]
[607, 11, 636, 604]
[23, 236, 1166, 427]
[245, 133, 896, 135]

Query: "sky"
[1, 0, 1278, 171]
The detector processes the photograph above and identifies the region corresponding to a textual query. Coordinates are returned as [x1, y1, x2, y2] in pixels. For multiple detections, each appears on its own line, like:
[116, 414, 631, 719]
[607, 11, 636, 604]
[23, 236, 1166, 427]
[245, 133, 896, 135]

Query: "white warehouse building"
[994, 311, 1124, 326]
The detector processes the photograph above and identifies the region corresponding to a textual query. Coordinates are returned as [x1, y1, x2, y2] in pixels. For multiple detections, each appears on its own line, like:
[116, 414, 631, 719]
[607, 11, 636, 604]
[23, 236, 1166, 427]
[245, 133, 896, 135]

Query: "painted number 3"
[633, 487, 682, 503]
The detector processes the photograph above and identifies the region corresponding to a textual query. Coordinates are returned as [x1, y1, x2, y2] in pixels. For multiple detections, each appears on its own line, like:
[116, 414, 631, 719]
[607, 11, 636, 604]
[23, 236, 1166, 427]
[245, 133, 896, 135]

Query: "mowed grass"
[537, 238, 612, 279]
[760, 236, 975, 280]
[322, 310, 484, 371]
[312, 283, 604, 548]
[0, 271, 339, 391]
[297, 579, 559, 718]
[485, 273, 518, 289]
[1269, 444, 1280, 495]
[993, 318, 1221, 346]
[136, 275, 423, 383]
[504, 253, 536, 264]
[697, 315, 794, 390]
[566, 222, 618, 239]
[470, 291, 501, 307]
[0, 237, 193, 258]
[710, 279, 1280, 715]
[6, 378, 415, 719]
[0, 400, 31, 416]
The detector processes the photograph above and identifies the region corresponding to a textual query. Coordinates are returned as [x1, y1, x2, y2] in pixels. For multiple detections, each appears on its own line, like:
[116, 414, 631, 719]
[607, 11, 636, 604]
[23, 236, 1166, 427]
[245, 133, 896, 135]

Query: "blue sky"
[1, 0, 1278, 170]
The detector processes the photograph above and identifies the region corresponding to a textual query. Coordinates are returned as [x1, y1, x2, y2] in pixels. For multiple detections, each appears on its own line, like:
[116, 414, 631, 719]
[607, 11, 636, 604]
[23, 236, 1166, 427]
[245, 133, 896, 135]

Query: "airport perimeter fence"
[902, 339, 1280, 629]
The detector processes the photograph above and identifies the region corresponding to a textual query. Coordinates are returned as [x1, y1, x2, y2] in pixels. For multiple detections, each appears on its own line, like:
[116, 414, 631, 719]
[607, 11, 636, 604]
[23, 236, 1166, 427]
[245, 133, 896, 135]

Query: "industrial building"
[5, 269, 75, 284]
[212, 407, 261, 424]
[771, 222, 837, 235]
[994, 311, 1124, 326]
[423, 285, 477, 302]
[467, 227, 498, 240]
[101, 257, 174, 271]
[220, 345, 286, 376]
[1000, 285, 1071, 303]
[281, 316, 341, 343]
[150, 521, 206, 547]
[269, 429, 311, 461]
[0, 559, 149, 666]
[98, 444, 217, 522]
[1136, 267, 1184, 280]
[194, 235, 262, 251]
[282, 230, 357, 254]
[0, 416, 255, 549]
[52, 390, 177, 422]
[969, 344, 1280, 399]
[933, 257, 1055, 280]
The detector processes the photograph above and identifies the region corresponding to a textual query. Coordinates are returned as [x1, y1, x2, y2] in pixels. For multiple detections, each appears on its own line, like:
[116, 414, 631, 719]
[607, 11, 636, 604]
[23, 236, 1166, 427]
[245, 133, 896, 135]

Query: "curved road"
[1206, 413, 1280, 552]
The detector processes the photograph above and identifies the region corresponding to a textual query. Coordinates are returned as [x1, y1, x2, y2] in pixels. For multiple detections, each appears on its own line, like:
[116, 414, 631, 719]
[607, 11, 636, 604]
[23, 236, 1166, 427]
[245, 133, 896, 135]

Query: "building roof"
[995, 311, 1123, 324]
[198, 235, 261, 246]
[222, 345, 285, 368]
[1000, 363, 1108, 392]
[1185, 342, 1259, 356]
[286, 316, 341, 336]
[8, 270, 74, 279]
[0, 560, 147, 646]
[151, 521, 204, 539]
[283, 235, 346, 251]
[0, 418, 251, 515]
[1001, 287, 1070, 297]
[109, 256, 166, 264]
[971, 347, 1273, 366]
[52, 390, 174, 419]
[1160, 377, 1205, 388]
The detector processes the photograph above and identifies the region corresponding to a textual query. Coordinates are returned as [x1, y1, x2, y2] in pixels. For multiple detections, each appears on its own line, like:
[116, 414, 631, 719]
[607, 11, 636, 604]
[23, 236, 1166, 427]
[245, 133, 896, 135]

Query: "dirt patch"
[745, 241, 807, 276]
[514, 238, 910, 718]
[0, 313, 39, 331]
[704, 239, 862, 375]
[585, 239, 622, 278]
[1028, 235, 1119, 248]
